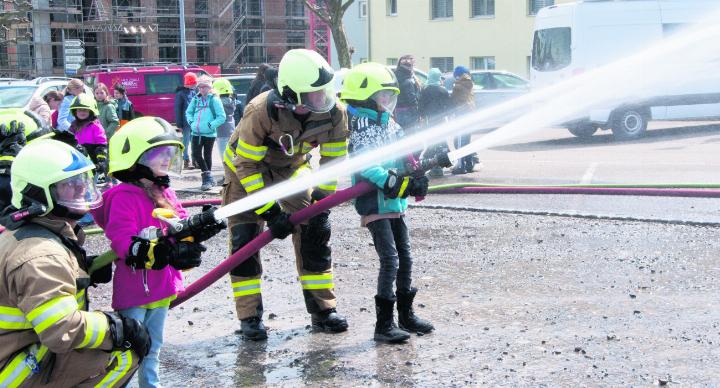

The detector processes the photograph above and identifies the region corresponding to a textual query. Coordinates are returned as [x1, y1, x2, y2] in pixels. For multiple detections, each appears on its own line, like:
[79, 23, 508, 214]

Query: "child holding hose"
[341, 63, 434, 343]
[91, 117, 224, 387]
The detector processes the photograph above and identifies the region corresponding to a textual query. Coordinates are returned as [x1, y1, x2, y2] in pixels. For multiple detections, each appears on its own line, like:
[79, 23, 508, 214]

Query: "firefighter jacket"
[0, 216, 113, 386]
[223, 90, 348, 215]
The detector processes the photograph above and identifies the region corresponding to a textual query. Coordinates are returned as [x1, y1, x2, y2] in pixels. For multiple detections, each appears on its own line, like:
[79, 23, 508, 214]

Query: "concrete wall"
[368, 0, 574, 77]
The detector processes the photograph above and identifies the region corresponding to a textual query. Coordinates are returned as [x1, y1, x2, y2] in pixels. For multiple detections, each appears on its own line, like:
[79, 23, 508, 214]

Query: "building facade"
[368, 0, 573, 77]
[330, 0, 369, 68]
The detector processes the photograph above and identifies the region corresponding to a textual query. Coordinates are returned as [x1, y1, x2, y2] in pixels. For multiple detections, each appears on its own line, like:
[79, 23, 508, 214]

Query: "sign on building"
[64, 40, 85, 75]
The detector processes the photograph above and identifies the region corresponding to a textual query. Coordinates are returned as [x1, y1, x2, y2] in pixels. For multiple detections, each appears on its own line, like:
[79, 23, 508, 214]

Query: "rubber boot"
[374, 296, 410, 343]
[240, 316, 268, 341]
[183, 159, 190, 170]
[397, 288, 434, 334]
[200, 171, 212, 191]
[311, 308, 349, 333]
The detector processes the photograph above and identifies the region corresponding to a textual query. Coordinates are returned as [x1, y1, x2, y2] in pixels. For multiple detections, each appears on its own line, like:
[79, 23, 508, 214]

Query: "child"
[211, 77, 236, 167]
[185, 75, 225, 191]
[94, 82, 120, 139]
[91, 117, 221, 387]
[69, 94, 108, 183]
[341, 62, 435, 343]
[114, 83, 136, 126]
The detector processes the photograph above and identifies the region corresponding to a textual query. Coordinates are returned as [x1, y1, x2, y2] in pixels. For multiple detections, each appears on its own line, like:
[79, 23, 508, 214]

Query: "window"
[387, 0, 397, 16]
[528, 0, 553, 16]
[287, 31, 305, 47]
[159, 46, 179, 62]
[492, 74, 528, 89]
[144, 73, 182, 94]
[470, 56, 495, 70]
[194, 0, 208, 14]
[285, 0, 304, 17]
[471, 72, 493, 89]
[386, 57, 398, 66]
[431, 0, 452, 19]
[430, 57, 454, 73]
[531, 27, 571, 71]
[359, 0, 368, 18]
[471, 0, 494, 17]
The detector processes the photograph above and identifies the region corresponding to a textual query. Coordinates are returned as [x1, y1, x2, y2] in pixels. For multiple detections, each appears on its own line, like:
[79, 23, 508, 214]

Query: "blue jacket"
[185, 93, 225, 138]
[347, 105, 408, 216]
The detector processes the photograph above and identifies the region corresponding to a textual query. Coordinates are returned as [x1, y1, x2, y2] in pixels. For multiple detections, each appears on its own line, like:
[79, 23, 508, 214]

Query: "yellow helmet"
[277, 49, 336, 113]
[70, 93, 99, 116]
[108, 117, 184, 178]
[340, 63, 400, 101]
[212, 78, 234, 95]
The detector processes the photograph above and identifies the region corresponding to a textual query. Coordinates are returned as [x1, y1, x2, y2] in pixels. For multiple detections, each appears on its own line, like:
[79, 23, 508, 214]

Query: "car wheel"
[567, 122, 598, 138]
[611, 107, 648, 140]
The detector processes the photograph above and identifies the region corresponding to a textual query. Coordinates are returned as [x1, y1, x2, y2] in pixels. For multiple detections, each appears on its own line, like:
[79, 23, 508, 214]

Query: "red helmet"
[184, 72, 198, 87]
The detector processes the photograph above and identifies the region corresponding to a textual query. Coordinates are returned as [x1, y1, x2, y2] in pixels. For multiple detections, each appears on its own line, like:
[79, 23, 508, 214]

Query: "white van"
[531, 0, 720, 139]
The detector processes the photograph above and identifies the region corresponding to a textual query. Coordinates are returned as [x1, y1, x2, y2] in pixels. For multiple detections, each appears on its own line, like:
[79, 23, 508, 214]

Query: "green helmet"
[277, 49, 336, 113]
[70, 93, 99, 116]
[340, 62, 400, 102]
[213, 78, 234, 95]
[0, 108, 52, 139]
[11, 139, 100, 216]
[108, 116, 184, 177]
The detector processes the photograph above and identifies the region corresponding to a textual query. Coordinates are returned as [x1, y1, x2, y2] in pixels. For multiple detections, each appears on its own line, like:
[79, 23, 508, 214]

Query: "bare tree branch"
[340, 0, 355, 14]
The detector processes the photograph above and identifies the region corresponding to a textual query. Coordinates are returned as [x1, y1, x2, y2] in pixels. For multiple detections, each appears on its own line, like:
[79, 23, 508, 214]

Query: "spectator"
[113, 83, 135, 125]
[28, 94, 51, 125]
[57, 78, 85, 131]
[212, 77, 236, 173]
[450, 66, 477, 175]
[43, 90, 64, 129]
[94, 82, 120, 139]
[418, 68, 452, 177]
[185, 75, 225, 191]
[175, 72, 197, 169]
[393, 55, 422, 134]
[245, 63, 271, 107]
[259, 66, 278, 94]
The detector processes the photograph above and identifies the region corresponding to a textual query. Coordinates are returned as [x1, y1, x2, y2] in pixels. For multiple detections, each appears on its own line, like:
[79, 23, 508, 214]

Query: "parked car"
[443, 70, 530, 109]
[82, 63, 208, 124]
[532, 0, 720, 139]
[0, 77, 92, 111]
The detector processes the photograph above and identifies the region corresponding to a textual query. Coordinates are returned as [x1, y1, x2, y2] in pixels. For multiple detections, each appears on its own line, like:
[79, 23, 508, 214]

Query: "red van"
[83, 63, 208, 124]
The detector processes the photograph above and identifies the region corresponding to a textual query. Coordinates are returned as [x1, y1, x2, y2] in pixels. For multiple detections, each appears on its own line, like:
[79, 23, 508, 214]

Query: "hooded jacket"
[91, 183, 187, 310]
[451, 74, 476, 115]
[28, 96, 51, 124]
[71, 118, 107, 146]
[347, 105, 408, 216]
[419, 68, 451, 123]
[0, 216, 114, 367]
[185, 93, 226, 138]
[174, 86, 195, 132]
[96, 99, 120, 139]
[217, 95, 236, 138]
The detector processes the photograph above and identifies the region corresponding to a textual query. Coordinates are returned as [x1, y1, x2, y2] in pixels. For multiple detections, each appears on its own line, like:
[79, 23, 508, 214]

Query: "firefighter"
[222, 49, 349, 340]
[0, 139, 150, 387]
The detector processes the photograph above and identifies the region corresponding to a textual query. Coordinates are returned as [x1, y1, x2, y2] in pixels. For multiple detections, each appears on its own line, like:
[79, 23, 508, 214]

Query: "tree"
[303, 0, 355, 69]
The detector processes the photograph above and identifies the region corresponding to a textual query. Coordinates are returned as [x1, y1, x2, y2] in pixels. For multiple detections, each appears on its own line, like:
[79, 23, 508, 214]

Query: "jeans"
[119, 306, 168, 388]
[216, 136, 229, 164]
[181, 127, 192, 161]
[454, 134, 474, 171]
[191, 135, 215, 172]
[366, 217, 413, 299]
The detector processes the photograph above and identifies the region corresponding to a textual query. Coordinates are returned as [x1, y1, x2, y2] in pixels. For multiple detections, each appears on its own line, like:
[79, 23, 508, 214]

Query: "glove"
[126, 236, 169, 270]
[0, 120, 27, 151]
[105, 312, 151, 362]
[310, 189, 329, 203]
[175, 205, 227, 243]
[87, 255, 113, 285]
[258, 202, 294, 239]
[406, 175, 429, 197]
[126, 236, 205, 270]
[166, 241, 206, 270]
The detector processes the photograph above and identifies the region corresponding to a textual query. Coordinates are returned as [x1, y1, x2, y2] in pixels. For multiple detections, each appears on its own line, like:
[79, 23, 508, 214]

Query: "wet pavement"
[84, 193, 720, 386]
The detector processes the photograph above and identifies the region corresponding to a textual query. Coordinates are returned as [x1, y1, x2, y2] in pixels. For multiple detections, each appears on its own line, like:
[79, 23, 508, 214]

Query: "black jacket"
[418, 84, 450, 123]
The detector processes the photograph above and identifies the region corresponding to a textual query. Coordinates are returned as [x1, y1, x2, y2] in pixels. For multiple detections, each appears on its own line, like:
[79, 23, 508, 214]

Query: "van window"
[145, 73, 182, 95]
[532, 27, 571, 72]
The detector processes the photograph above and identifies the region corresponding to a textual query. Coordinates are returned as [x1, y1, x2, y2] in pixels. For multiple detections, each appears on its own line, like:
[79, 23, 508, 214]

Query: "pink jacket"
[91, 183, 188, 310]
[72, 119, 107, 145]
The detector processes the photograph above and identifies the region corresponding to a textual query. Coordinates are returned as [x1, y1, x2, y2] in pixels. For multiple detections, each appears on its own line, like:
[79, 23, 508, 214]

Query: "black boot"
[200, 171, 212, 191]
[240, 316, 268, 341]
[374, 296, 410, 343]
[311, 308, 348, 333]
[397, 288, 434, 334]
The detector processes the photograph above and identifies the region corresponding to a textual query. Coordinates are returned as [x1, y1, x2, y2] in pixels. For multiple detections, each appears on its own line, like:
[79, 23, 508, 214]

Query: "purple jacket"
[91, 183, 188, 310]
[72, 119, 107, 145]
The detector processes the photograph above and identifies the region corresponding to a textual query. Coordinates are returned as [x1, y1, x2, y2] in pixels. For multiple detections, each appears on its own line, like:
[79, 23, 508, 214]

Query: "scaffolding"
[0, 0, 315, 77]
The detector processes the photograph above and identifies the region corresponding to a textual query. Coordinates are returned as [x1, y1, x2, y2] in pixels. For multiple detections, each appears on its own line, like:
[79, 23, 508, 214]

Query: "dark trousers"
[454, 134, 474, 171]
[191, 135, 215, 172]
[367, 217, 414, 299]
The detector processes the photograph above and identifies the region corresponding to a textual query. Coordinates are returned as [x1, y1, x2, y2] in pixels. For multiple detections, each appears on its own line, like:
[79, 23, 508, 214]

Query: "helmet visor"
[51, 171, 102, 213]
[298, 87, 336, 113]
[138, 145, 184, 177]
[371, 89, 399, 113]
